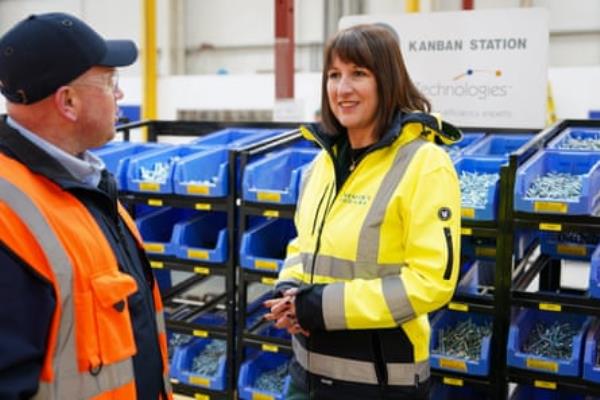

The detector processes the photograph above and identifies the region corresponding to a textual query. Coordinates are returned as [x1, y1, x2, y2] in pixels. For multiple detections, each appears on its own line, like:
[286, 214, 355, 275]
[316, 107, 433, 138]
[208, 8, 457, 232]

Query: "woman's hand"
[263, 288, 310, 336]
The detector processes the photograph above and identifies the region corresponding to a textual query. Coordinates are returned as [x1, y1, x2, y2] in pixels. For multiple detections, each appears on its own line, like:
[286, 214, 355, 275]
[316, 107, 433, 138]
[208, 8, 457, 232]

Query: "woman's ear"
[53, 86, 79, 122]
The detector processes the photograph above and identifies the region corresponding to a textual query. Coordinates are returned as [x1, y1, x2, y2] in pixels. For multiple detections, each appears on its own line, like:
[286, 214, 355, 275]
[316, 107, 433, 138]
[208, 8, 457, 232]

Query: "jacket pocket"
[89, 271, 138, 364]
[443, 227, 453, 280]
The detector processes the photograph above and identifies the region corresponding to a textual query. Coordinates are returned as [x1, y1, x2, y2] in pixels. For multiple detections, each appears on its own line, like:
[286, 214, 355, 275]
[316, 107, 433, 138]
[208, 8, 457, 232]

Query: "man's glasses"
[70, 70, 120, 93]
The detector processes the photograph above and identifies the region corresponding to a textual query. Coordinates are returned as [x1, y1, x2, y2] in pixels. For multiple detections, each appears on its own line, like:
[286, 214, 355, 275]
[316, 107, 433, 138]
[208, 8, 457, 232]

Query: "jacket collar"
[0, 115, 93, 191]
[300, 111, 462, 153]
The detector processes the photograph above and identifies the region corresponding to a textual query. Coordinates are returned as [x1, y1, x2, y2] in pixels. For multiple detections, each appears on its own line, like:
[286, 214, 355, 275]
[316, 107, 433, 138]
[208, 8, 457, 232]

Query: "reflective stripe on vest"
[292, 336, 429, 386]
[0, 177, 135, 399]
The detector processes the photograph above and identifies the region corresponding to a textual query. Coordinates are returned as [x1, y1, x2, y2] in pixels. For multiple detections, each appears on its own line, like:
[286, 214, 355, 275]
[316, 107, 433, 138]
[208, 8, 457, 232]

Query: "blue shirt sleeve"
[0, 243, 55, 399]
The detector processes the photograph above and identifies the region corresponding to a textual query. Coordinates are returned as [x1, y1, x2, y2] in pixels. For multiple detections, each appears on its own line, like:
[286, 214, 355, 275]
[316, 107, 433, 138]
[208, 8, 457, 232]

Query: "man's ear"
[53, 86, 79, 122]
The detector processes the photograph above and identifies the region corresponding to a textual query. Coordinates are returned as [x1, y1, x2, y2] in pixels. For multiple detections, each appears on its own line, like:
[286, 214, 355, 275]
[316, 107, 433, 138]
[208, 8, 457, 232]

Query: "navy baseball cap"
[0, 12, 138, 105]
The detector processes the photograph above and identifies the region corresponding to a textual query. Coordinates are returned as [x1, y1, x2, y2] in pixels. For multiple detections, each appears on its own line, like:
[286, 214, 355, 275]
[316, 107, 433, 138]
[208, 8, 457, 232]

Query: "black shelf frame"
[501, 119, 600, 396]
[116, 120, 299, 400]
[234, 131, 305, 384]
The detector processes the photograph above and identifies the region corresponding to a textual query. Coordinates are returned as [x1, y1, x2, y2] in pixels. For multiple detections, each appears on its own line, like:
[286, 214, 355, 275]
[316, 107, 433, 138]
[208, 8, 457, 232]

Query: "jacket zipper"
[310, 183, 330, 237]
[309, 182, 335, 284]
[443, 227, 454, 280]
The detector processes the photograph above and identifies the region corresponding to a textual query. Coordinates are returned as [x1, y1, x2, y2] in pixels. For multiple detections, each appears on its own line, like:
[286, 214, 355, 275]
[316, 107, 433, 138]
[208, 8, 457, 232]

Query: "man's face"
[70, 66, 123, 149]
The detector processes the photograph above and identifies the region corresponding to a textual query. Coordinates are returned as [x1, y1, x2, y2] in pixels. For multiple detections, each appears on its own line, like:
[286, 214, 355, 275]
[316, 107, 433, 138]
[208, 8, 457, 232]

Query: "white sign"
[340, 8, 549, 129]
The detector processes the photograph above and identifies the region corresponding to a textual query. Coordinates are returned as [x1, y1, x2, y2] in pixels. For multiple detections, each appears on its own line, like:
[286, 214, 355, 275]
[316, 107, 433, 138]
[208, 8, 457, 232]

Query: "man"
[0, 12, 172, 399]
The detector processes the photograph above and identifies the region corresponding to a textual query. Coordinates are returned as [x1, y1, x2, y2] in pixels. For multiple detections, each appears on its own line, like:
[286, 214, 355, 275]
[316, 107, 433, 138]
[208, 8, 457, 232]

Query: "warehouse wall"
[0, 0, 599, 120]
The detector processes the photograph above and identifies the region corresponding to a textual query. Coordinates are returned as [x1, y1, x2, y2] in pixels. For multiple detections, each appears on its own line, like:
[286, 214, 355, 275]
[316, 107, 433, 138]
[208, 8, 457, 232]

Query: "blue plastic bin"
[444, 133, 486, 160]
[136, 208, 197, 256]
[540, 232, 598, 261]
[238, 352, 291, 400]
[172, 212, 228, 263]
[547, 127, 600, 152]
[430, 310, 493, 376]
[514, 151, 600, 215]
[510, 385, 585, 400]
[507, 309, 591, 376]
[589, 244, 600, 299]
[583, 319, 600, 384]
[463, 134, 534, 158]
[457, 260, 495, 296]
[242, 148, 319, 204]
[172, 147, 237, 197]
[191, 128, 282, 149]
[126, 145, 210, 193]
[95, 142, 169, 190]
[171, 338, 227, 390]
[239, 218, 296, 272]
[455, 156, 503, 221]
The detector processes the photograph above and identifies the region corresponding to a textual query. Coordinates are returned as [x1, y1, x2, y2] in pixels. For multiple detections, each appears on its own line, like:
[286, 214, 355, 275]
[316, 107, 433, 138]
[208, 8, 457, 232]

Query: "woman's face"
[326, 55, 378, 137]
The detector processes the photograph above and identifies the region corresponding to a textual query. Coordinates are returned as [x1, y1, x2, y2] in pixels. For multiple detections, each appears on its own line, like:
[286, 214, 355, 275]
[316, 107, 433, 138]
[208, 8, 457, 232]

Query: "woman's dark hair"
[320, 24, 431, 139]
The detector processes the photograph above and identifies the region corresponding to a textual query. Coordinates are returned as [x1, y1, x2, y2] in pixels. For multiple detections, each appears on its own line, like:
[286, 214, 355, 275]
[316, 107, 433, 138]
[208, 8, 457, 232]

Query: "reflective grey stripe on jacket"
[292, 336, 429, 386]
[0, 177, 135, 399]
[320, 139, 426, 330]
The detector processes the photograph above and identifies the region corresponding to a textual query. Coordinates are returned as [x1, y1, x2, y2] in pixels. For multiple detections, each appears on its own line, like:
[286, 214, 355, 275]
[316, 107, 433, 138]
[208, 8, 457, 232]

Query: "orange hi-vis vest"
[0, 153, 173, 399]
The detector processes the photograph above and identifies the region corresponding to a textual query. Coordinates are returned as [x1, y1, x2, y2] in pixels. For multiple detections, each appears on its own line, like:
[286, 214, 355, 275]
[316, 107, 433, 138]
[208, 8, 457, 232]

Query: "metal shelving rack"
[502, 119, 600, 397]
[116, 120, 298, 400]
[431, 126, 540, 400]
[234, 132, 303, 383]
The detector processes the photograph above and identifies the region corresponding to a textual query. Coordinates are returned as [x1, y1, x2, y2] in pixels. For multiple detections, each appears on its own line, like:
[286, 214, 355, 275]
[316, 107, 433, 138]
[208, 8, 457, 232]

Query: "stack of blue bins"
[238, 352, 291, 400]
[507, 309, 592, 376]
[457, 133, 533, 221]
[242, 148, 319, 205]
[510, 385, 586, 400]
[239, 218, 296, 273]
[429, 310, 493, 376]
[93, 142, 170, 190]
[126, 144, 211, 194]
[170, 128, 284, 198]
[170, 337, 228, 390]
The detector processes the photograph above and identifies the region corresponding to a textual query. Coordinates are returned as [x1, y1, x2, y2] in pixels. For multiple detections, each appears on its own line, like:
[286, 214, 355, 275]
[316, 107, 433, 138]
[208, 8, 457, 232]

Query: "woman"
[265, 24, 462, 400]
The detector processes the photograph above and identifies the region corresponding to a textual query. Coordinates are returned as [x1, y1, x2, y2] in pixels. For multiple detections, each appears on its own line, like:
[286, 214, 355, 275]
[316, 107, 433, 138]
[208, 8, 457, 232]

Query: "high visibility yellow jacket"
[276, 112, 461, 398]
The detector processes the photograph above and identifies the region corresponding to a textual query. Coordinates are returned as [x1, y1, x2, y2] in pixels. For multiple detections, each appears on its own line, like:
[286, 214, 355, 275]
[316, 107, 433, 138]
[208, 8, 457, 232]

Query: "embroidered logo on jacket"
[341, 193, 371, 206]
